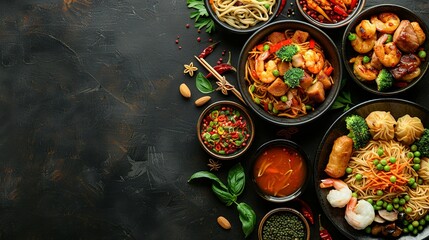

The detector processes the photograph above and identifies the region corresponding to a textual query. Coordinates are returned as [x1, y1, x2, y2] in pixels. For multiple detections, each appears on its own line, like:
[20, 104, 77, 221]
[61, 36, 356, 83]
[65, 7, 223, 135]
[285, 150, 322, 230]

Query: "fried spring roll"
[324, 135, 353, 178]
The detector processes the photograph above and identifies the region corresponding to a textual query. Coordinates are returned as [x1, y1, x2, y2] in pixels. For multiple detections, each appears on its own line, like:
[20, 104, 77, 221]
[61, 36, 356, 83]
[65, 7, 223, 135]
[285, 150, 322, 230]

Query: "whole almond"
[179, 83, 191, 98]
[194, 96, 211, 107]
[217, 216, 231, 230]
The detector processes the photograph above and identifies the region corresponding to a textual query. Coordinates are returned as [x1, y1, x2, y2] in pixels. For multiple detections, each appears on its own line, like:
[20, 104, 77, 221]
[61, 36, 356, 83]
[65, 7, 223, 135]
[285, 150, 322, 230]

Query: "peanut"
[179, 83, 191, 98]
[194, 96, 211, 107]
[217, 216, 231, 230]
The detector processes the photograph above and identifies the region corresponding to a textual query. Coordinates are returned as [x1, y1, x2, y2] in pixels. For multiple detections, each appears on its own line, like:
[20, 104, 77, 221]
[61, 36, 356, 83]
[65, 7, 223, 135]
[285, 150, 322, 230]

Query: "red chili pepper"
[350, 0, 358, 10]
[206, 51, 237, 78]
[294, 198, 314, 224]
[333, 5, 348, 17]
[198, 41, 220, 59]
[324, 66, 334, 76]
[276, 0, 287, 17]
[269, 39, 293, 53]
[319, 214, 333, 240]
[309, 39, 315, 49]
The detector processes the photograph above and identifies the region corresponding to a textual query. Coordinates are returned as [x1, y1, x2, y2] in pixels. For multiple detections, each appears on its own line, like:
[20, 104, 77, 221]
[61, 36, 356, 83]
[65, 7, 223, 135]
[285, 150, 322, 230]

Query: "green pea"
[377, 190, 383, 196]
[373, 160, 380, 165]
[385, 34, 393, 43]
[362, 56, 370, 63]
[406, 207, 413, 213]
[384, 165, 391, 171]
[425, 215, 429, 222]
[418, 178, 423, 185]
[280, 95, 288, 102]
[404, 195, 411, 202]
[412, 220, 419, 227]
[377, 147, 384, 156]
[253, 97, 261, 104]
[418, 50, 427, 58]
[272, 107, 279, 114]
[250, 84, 256, 92]
[367, 199, 373, 205]
[263, 44, 270, 51]
[272, 69, 280, 77]
[348, 33, 357, 41]
[409, 178, 416, 185]
[386, 204, 394, 212]
[418, 225, 423, 232]
[374, 205, 382, 210]
[390, 157, 397, 164]
[376, 200, 384, 206]
[383, 201, 388, 208]
[419, 219, 426, 226]
[408, 152, 415, 158]
[399, 198, 406, 205]
[413, 163, 421, 171]
[376, 163, 383, 170]
[365, 226, 371, 234]
[413, 157, 421, 164]
[414, 151, 421, 157]
[404, 220, 410, 226]
[393, 198, 399, 204]
[352, 192, 358, 198]
[346, 167, 353, 174]
[403, 227, 409, 234]
[411, 145, 418, 152]
[305, 105, 312, 111]
[390, 176, 396, 183]
[408, 224, 414, 231]
[264, 3, 270, 9]
[411, 182, 418, 189]
[355, 173, 363, 180]
[380, 159, 387, 165]
[398, 206, 404, 212]
[394, 203, 399, 209]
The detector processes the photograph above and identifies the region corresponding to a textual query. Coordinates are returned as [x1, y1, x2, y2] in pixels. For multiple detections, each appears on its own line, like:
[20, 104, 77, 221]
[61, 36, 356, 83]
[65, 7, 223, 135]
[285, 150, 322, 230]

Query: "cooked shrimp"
[370, 51, 383, 70]
[350, 56, 378, 81]
[374, 34, 402, 67]
[345, 197, 375, 230]
[303, 49, 324, 74]
[355, 20, 376, 39]
[411, 22, 426, 46]
[370, 13, 400, 34]
[350, 34, 376, 54]
[255, 51, 277, 83]
[320, 178, 352, 208]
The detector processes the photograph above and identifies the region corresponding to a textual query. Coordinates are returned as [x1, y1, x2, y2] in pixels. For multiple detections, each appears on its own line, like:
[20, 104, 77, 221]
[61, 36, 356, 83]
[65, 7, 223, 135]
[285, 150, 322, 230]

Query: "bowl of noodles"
[237, 20, 342, 126]
[315, 98, 429, 239]
[204, 0, 281, 34]
[342, 4, 429, 95]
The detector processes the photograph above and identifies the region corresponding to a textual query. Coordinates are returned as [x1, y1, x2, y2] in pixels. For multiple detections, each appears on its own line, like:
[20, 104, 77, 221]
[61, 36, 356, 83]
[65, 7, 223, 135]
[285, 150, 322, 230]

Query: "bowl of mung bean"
[258, 207, 310, 240]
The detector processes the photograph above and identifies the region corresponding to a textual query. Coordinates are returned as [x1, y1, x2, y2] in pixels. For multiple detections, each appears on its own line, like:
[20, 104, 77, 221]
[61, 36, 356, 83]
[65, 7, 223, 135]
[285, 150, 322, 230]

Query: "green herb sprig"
[331, 90, 353, 112]
[188, 163, 256, 238]
[187, 0, 215, 34]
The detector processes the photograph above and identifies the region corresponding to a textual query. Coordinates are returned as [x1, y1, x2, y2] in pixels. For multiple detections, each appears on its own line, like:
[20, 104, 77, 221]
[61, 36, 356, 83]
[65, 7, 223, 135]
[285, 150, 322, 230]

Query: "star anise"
[207, 158, 221, 171]
[184, 62, 198, 77]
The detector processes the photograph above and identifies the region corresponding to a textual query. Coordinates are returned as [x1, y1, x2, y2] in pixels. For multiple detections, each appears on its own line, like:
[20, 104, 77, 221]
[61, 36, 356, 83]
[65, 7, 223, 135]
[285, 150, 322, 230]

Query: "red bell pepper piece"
[324, 66, 334, 76]
[269, 39, 293, 53]
[309, 39, 315, 49]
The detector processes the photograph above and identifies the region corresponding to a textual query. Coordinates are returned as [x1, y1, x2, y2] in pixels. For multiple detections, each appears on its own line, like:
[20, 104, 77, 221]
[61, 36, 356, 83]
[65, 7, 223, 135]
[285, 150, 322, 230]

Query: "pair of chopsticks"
[194, 56, 246, 105]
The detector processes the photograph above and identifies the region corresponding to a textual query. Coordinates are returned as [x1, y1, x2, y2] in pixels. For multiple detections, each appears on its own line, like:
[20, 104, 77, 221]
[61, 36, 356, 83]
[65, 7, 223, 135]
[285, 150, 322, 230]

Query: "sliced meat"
[317, 70, 333, 90]
[393, 20, 420, 53]
[389, 53, 421, 79]
[306, 81, 325, 103]
[267, 78, 289, 97]
[267, 32, 286, 44]
[299, 72, 313, 90]
[277, 61, 291, 76]
[291, 30, 309, 44]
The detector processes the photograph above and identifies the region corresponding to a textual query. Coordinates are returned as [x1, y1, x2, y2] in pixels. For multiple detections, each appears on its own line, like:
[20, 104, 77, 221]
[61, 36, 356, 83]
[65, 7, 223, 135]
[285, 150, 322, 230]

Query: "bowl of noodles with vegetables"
[204, 0, 280, 34]
[342, 4, 429, 95]
[237, 20, 342, 126]
[315, 98, 429, 239]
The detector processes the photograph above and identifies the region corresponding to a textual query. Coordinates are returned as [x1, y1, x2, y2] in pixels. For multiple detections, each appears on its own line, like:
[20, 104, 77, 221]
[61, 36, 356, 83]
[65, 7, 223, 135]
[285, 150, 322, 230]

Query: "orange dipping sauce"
[253, 145, 307, 197]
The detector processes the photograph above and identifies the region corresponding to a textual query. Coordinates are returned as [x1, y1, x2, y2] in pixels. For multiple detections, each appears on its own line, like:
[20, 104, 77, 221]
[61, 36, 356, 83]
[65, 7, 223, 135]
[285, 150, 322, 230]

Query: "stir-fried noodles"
[244, 29, 334, 118]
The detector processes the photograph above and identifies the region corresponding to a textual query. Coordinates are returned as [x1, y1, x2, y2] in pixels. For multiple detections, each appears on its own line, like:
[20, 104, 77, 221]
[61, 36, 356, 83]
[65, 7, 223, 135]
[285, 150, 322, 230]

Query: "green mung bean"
[262, 212, 306, 240]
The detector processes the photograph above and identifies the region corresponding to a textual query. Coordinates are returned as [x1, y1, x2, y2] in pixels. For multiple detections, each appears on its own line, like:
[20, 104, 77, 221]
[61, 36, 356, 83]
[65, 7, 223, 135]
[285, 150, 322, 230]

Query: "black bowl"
[237, 20, 342, 126]
[314, 98, 429, 240]
[250, 139, 310, 203]
[342, 4, 429, 96]
[204, 0, 280, 34]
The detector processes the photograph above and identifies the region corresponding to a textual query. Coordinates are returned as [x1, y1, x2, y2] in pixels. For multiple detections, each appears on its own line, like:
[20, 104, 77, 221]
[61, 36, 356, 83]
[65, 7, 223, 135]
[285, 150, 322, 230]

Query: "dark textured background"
[0, 0, 428, 239]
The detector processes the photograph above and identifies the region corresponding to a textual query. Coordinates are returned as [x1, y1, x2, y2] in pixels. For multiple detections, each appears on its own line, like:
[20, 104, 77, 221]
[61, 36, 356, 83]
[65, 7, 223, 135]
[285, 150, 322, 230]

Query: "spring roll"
[325, 135, 353, 178]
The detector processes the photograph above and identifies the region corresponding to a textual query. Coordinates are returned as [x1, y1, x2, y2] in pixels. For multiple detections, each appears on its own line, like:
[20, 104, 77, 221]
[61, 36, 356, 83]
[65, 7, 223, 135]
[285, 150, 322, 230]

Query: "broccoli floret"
[345, 114, 371, 149]
[375, 69, 394, 92]
[276, 44, 299, 62]
[284, 68, 304, 88]
[415, 128, 429, 157]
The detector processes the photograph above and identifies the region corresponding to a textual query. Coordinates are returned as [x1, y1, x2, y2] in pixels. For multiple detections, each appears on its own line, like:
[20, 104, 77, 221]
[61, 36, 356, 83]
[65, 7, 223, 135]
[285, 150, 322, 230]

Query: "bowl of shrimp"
[314, 98, 429, 239]
[204, 0, 281, 34]
[236, 20, 342, 126]
[342, 4, 429, 95]
[296, 0, 366, 28]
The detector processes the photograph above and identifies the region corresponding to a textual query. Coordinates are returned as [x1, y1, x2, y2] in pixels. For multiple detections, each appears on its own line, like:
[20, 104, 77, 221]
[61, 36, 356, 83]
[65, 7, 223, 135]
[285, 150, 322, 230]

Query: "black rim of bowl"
[314, 98, 429, 240]
[258, 207, 310, 240]
[204, 0, 281, 34]
[250, 139, 310, 203]
[237, 20, 342, 126]
[295, 0, 366, 28]
[197, 100, 255, 160]
[342, 4, 429, 96]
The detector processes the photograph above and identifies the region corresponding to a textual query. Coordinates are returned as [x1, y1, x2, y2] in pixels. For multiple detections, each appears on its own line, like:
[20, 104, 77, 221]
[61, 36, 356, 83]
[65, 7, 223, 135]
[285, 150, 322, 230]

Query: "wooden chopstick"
[194, 56, 246, 105]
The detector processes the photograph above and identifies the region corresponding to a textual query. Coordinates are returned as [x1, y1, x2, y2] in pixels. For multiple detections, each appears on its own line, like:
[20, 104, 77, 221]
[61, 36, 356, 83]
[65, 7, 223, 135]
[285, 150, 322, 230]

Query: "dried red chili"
[206, 52, 236, 78]
[333, 5, 348, 17]
[276, 0, 287, 17]
[198, 41, 220, 59]
[294, 198, 314, 224]
[319, 214, 333, 240]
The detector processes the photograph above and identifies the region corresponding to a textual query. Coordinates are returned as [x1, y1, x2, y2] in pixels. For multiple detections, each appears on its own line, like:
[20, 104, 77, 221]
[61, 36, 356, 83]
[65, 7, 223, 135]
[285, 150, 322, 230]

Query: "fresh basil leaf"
[188, 170, 228, 190]
[237, 202, 256, 238]
[212, 184, 235, 206]
[227, 163, 245, 197]
[330, 101, 345, 110]
[196, 72, 214, 93]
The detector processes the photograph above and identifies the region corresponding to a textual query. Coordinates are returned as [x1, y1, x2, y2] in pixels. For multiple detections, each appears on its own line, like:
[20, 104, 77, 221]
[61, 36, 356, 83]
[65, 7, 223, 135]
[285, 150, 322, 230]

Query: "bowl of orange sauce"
[251, 139, 310, 202]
